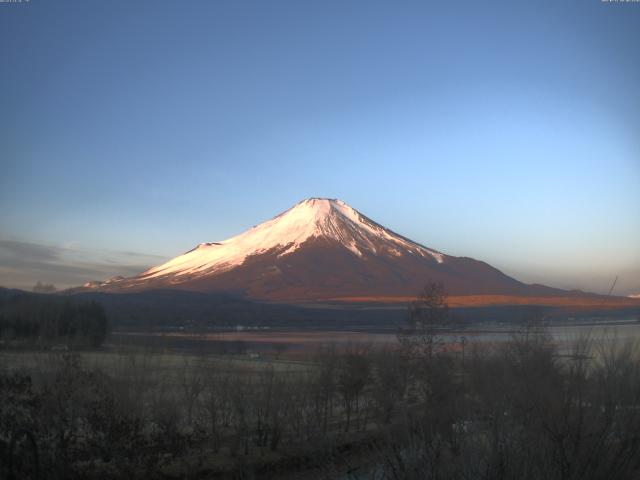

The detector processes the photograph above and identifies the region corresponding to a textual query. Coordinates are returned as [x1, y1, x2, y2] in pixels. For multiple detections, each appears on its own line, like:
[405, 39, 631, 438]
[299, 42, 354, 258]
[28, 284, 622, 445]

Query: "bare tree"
[371, 347, 411, 424]
[203, 368, 234, 453]
[338, 346, 371, 432]
[400, 282, 450, 359]
[314, 344, 338, 435]
[180, 355, 206, 426]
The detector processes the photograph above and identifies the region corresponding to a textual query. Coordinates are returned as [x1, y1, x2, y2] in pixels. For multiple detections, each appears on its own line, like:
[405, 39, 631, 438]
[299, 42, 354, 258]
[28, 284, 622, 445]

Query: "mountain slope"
[83, 198, 572, 301]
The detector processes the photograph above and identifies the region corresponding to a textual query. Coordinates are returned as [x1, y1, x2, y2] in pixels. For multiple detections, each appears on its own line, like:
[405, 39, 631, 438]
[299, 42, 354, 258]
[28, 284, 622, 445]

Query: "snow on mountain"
[82, 197, 573, 300]
[139, 198, 444, 281]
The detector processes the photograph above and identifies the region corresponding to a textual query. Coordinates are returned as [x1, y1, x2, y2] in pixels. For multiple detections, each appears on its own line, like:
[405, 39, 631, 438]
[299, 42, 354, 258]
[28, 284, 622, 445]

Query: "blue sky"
[1, 0, 639, 294]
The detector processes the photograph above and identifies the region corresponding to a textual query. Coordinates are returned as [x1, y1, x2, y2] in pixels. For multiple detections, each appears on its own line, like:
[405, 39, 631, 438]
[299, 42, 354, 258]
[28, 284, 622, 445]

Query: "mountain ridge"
[77, 198, 590, 301]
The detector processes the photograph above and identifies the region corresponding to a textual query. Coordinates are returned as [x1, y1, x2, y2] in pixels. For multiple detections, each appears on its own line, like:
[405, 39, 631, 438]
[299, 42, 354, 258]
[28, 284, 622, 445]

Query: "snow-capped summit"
[87, 198, 568, 301]
[140, 198, 444, 281]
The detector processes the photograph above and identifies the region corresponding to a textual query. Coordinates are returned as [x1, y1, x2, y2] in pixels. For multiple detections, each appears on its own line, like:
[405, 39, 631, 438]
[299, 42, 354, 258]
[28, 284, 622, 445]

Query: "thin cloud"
[0, 239, 64, 262]
[0, 237, 166, 290]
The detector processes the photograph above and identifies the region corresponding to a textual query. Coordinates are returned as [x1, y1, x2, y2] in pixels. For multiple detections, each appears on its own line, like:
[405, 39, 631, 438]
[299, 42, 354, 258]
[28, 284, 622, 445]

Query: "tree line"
[0, 293, 109, 348]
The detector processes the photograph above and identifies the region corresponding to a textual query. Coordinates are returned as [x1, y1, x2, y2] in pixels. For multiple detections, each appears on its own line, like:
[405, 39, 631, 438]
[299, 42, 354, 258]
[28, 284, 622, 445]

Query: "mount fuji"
[82, 198, 570, 302]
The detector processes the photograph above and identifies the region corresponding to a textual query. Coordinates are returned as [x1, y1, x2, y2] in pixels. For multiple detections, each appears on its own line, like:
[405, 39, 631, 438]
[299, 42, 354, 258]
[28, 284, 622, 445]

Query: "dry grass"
[327, 294, 640, 308]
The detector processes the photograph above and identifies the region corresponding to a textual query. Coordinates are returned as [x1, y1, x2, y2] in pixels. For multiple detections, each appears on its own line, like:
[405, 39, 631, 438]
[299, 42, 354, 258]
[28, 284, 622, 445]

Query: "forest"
[0, 293, 109, 348]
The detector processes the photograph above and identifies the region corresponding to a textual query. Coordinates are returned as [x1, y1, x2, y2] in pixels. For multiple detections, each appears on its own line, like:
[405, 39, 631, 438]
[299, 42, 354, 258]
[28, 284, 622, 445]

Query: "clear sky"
[1, 0, 639, 295]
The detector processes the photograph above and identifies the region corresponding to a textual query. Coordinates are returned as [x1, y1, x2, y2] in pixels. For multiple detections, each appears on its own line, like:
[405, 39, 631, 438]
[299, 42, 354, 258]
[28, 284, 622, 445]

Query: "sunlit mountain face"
[79, 198, 577, 301]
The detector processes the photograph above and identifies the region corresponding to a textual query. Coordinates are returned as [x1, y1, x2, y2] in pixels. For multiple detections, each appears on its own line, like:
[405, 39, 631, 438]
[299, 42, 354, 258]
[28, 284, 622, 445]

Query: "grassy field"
[0, 347, 315, 386]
